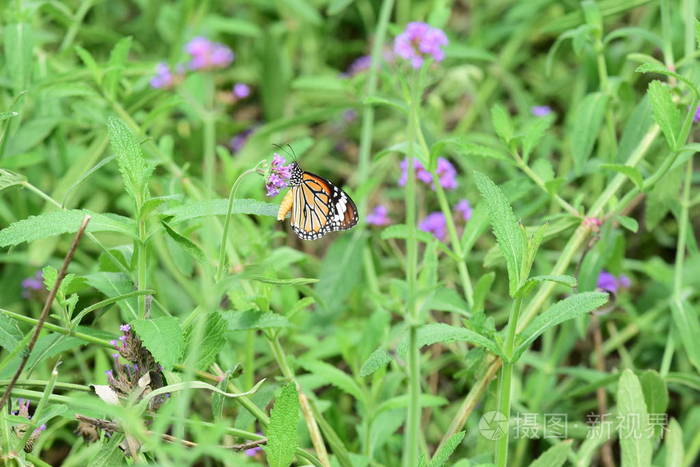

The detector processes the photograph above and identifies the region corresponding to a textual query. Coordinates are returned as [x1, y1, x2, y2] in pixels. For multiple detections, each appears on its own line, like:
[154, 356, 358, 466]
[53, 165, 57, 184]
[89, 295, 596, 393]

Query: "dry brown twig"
[0, 215, 92, 412]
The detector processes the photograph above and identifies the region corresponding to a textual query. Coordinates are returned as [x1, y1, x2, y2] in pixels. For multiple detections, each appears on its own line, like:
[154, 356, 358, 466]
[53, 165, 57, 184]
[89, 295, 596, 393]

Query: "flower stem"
[216, 166, 259, 282]
[494, 295, 523, 467]
[403, 77, 421, 467]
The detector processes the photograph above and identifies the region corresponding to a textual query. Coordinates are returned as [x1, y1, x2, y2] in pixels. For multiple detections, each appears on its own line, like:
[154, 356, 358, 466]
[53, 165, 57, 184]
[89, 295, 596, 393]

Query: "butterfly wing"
[290, 172, 358, 240]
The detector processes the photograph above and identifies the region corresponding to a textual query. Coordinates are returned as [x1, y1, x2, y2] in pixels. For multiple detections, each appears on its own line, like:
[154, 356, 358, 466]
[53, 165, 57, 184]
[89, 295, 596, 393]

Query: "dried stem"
[0, 215, 91, 412]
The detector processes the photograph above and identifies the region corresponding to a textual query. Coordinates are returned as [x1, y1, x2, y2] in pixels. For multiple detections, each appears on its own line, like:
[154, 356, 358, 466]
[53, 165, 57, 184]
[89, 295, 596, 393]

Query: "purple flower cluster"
[366, 205, 391, 226]
[597, 270, 631, 293]
[394, 22, 448, 69]
[233, 83, 251, 99]
[265, 154, 293, 197]
[150, 63, 184, 89]
[230, 128, 255, 153]
[455, 199, 472, 221]
[531, 105, 552, 117]
[109, 323, 131, 350]
[694, 105, 700, 123]
[186, 37, 234, 70]
[21, 270, 43, 298]
[419, 212, 448, 241]
[12, 399, 46, 451]
[399, 157, 458, 190]
[347, 55, 372, 76]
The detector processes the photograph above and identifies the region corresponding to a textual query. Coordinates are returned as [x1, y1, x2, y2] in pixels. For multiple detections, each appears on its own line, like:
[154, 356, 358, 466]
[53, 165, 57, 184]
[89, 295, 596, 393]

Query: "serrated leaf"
[264, 383, 300, 467]
[421, 431, 466, 467]
[164, 198, 278, 222]
[184, 311, 226, 370]
[601, 163, 643, 189]
[0, 313, 22, 350]
[528, 439, 572, 467]
[359, 349, 392, 377]
[103, 37, 132, 98]
[107, 116, 153, 203]
[515, 274, 577, 298]
[491, 104, 514, 144]
[299, 360, 365, 402]
[647, 80, 681, 150]
[515, 292, 608, 359]
[222, 310, 291, 330]
[397, 323, 500, 356]
[474, 171, 525, 296]
[452, 141, 510, 161]
[521, 115, 555, 162]
[570, 92, 608, 171]
[0, 210, 134, 247]
[132, 317, 184, 371]
[636, 63, 700, 99]
[617, 369, 652, 467]
[618, 215, 639, 233]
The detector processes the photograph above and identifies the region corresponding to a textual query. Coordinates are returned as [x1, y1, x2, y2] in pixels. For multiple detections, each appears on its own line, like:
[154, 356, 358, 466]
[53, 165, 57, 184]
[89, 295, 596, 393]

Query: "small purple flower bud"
[233, 83, 251, 99]
[455, 199, 473, 222]
[119, 324, 131, 332]
[366, 205, 391, 226]
[531, 105, 552, 117]
[419, 212, 448, 242]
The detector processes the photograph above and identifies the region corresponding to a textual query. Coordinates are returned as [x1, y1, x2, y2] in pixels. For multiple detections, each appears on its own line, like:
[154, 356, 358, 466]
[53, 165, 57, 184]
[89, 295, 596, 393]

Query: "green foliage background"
[1, 0, 700, 466]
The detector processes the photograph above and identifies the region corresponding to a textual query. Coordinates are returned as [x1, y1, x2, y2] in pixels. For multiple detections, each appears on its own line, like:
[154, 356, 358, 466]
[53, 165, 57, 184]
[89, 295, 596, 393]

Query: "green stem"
[403, 76, 421, 467]
[674, 158, 693, 298]
[495, 296, 523, 467]
[216, 166, 259, 281]
[203, 115, 216, 195]
[137, 215, 147, 319]
[512, 152, 580, 217]
[1, 308, 111, 347]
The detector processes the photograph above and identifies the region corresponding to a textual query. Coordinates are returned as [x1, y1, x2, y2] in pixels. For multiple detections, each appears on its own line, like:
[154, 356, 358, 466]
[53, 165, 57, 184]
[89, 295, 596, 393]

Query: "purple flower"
[366, 205, 391, 226]
[265, 154, 292, 197]
[245, 446, 262, 456]
[531, 105, 552, 117]
[435, 157, 458, 190]
[597, 270, 631, 293]
[394, 22, 448, 69]
[21, 270, 43, 298]
[119, 324, 131, 333]
[455, 199, 472, 221]
[419, 212, 447, 241]
[694, 105, 700, 123]
[347, 55, 371, 76]
[149, 63, 183, 89]
[229, 128, 255, 153]
[233, 83, 251, 99]
[185, 37, 234, 70]
[399, 158, 433, 187]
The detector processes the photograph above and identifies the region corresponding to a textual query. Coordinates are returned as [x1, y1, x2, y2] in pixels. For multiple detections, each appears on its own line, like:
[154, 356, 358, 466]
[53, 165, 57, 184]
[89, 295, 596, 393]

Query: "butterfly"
[277, 162, 358, 240]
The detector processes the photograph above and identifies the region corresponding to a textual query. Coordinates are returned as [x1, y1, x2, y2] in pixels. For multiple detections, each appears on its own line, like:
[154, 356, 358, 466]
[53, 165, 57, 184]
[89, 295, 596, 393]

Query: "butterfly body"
[277, 162, 358, 240]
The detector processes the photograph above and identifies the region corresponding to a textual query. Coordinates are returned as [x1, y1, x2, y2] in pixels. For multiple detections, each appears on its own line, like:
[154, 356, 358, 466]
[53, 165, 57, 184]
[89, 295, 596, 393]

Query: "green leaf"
[515, 292, 608, 359]
[601, 163, 643, 189]
[103, 37, 132, 98]
[184, 311, 226, 370]
[0, 210, 135, 248]
[618, 215, 639, 233]
[0, 313, 22, 351]
[473, 171, 525, 296]
[359, 349, 392, 377]
[570, 92, 608, 171]
[164, 198, 278, 222]
[75, 46, 102, 84]
[315, 233, 366, 314]
[665, 418, 684, 467]
[298, 360, 365, 402]
[515, 274, 577, 298]
[397, 323, 500, 356]
[4, 22, 34, 91]
[421, 430, 466, 467]
[0, 111, 19, 121]
[327, 0, 355, 15]
[132, 317, 184, 371]
[264, 383, 300, 467]
[206, 16, 262, 38]
[160, 221, 204, 262]
[0, 169, 24, 192]
[639, 369, 668, 440]
[84, 272, 138, 318]
[647, 80, 681, 150]
[451, 140, 510, 162]
[381, 224, 457, 259]
[222, 310, 291, 330]
[617, 369, 652, 467]
[528, 440, 572, 467]
[670, 299, 700, 372]
[521, 114, 555, 162]
[645, 165, 682, 229]
[491, 104, 514, 144]
[107, 116, 153, 203]
[636, 63, 700, 99]
[140, 379, 265, 408]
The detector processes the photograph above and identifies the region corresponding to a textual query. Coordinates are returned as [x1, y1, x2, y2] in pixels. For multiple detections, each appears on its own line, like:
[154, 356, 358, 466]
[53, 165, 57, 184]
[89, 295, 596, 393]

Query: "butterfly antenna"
[287, 144, 298, 163]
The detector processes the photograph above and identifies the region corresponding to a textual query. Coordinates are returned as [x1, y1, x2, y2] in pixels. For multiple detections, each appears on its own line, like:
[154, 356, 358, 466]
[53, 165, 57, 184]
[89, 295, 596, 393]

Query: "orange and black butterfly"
[277, 162, 358, 240]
